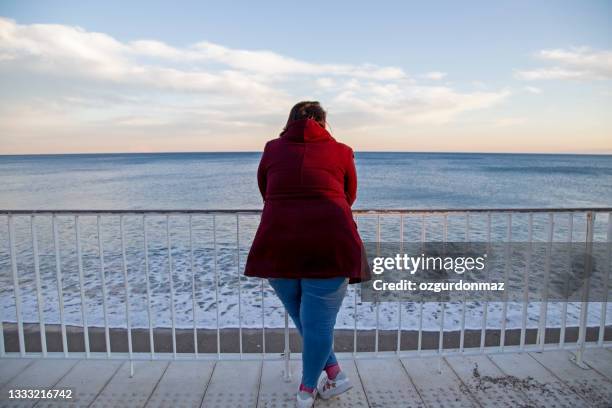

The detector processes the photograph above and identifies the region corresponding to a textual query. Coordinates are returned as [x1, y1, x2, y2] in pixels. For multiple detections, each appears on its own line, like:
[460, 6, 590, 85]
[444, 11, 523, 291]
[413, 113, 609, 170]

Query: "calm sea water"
[0, 152, 611, 209]
[0, 152, 611, 331]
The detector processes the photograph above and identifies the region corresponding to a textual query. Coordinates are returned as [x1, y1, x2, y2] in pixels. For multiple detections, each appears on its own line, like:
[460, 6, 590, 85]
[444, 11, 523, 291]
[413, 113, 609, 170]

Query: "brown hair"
[281, 101, 326, 135]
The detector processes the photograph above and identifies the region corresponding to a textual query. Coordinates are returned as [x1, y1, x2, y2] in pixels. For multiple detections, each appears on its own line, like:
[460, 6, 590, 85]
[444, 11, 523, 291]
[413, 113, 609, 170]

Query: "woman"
[244, 101, 370, 407]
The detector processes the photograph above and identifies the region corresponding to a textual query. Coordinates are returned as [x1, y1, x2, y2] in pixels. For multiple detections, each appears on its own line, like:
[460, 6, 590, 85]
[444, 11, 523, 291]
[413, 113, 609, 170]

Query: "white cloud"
[523, 86, 542, 94]
[315, 77, 336, 89]
[332, 83, 510, 127]
[0, 17, 511, 152]
[421, 71, 447, 80]
[516, 47, 612, 81]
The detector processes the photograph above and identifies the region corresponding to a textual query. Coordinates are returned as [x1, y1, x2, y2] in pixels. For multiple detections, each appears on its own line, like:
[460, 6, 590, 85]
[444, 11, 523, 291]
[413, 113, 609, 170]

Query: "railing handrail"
[1, 207, 611, 215]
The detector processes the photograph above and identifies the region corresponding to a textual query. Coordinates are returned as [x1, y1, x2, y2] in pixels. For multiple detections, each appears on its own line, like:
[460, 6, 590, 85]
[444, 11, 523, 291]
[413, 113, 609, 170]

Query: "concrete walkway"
[0, 349, 611, 407]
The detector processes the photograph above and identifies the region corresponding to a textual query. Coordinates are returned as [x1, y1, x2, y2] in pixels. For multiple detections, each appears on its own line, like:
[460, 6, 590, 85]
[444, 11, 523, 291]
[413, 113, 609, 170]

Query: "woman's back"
[245, 117, 369, 284]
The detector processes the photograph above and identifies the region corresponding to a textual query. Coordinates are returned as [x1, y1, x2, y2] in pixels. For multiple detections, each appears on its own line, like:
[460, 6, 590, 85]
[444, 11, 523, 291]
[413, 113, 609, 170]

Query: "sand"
[2, 322, 609, 354]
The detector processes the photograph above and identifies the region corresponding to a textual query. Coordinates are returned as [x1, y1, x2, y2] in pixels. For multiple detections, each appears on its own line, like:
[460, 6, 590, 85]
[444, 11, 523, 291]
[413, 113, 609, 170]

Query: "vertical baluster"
[120, 215, 133, 362]
[31, 216, 47, 357]
[537, 213, 554, 350]
[142, 216, 154, 359]
[75, 216, 90, 357]
[261, 279, 266, 357]
[53, 215, 68, 356]
[97, 216, 111, 358]
[166, 215, 176, 358]
[8, 216, 25, 356]
[520, 214, 533, 350]
[213, 215, 220, 359]
[236, 214, 243, 358]
[375, 215, 380, 356]
[283, 310, 291, 381]
[352, 287, 359, 357]
[559, 213, 573, 348]
[439, 214, 447, 355]
[353, 277, 358, 356]
[500, 214, 512, 351]
[190, 215, 198, 358]
[353, 216, 359, 356]
[396, 215, 404, 354]
[418, 214, 425, 355]
[575, 212, 594, 366]
[598, 212, 611, 346]
[460, 214, 469, 353]
[480, 213, 491, 352]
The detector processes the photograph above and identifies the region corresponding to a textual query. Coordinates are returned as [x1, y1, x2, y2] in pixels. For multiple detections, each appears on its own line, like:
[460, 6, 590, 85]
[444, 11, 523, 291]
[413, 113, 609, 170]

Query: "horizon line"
[1, 150, 612, 157]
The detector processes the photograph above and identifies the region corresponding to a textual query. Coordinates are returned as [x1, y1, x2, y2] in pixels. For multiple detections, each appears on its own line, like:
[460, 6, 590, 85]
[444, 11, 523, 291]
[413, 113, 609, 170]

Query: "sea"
[1, 152, 611, 331]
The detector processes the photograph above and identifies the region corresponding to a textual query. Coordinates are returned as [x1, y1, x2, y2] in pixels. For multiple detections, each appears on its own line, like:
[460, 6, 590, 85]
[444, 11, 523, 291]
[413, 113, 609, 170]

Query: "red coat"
[244, 119, 370, 284]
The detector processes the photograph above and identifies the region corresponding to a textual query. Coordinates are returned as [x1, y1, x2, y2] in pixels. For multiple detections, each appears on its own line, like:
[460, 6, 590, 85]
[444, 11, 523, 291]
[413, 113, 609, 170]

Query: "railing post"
[375, 215, 381, 356]
[537, 213, 554, 350]
[282, 310, 292, 381]
[559, 213, 573, 348]
[353, 277, 358, 357]
[98, 215, 111, 358]
[166, 215, 177, 359]
[438, 214, 447, 358]
[520, 213, 533, 351]
[353, 217, 359, 357]
[213, 215, 221, 360]
[236, 214, 243, 359]
[418, 214, 426, 355]
[573, 211, 594, 368]
[261, 279, 266, 357]
[120, 215, 134, 372]
[31, 216, 47, 357]
[142, 216, 155, 360]
[189, 215, 198, 359]
[52, 215, 68, 357]
[8, 215, 25, 357]
[396, 214, 404, 355]
[480, 213, 491, 352]
[500, 213, 512, 351]
[75, 216, 90, 358]
[459, 213, 469, 353]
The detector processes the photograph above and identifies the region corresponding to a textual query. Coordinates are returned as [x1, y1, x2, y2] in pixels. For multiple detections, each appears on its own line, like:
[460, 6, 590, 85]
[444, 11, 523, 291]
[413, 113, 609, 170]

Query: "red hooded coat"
[244, 118, 370, 284]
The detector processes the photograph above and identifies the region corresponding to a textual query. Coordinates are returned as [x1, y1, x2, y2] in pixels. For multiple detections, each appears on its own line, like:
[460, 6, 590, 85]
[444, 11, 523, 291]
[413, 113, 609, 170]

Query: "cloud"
[0, 17, 511, 152]
[315, 77, 335, 89]
[421, 71, 447, 80]
[0, 18, 287, 102]
[523, 86, 542, 94]
[516, 47, 612, 81]
[332, 83, 510, 127]
[0, 17, 406, 91]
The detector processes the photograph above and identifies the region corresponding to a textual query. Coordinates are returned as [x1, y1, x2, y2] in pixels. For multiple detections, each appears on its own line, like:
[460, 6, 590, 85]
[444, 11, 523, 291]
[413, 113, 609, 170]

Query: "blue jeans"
[268, 277, 348, 389]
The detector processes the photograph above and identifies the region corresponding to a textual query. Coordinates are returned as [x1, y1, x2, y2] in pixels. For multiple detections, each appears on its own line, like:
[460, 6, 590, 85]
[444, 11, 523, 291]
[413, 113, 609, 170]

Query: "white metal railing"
[1, 208, 611, 377]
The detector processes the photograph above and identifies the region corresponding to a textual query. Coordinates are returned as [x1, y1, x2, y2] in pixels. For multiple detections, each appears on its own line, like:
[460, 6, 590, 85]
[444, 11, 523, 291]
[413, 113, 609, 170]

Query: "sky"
[0, 0, 610, 154]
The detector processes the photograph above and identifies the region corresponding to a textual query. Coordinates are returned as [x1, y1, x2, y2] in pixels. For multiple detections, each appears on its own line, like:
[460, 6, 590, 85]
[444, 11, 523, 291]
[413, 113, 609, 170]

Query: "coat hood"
[281, 119, 334, 143]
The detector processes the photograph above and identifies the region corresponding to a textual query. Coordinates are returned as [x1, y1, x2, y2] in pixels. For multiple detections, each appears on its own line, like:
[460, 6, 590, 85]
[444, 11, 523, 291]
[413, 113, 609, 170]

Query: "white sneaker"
[317, 371, 353, 400]
[296, 389, 317, 408]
